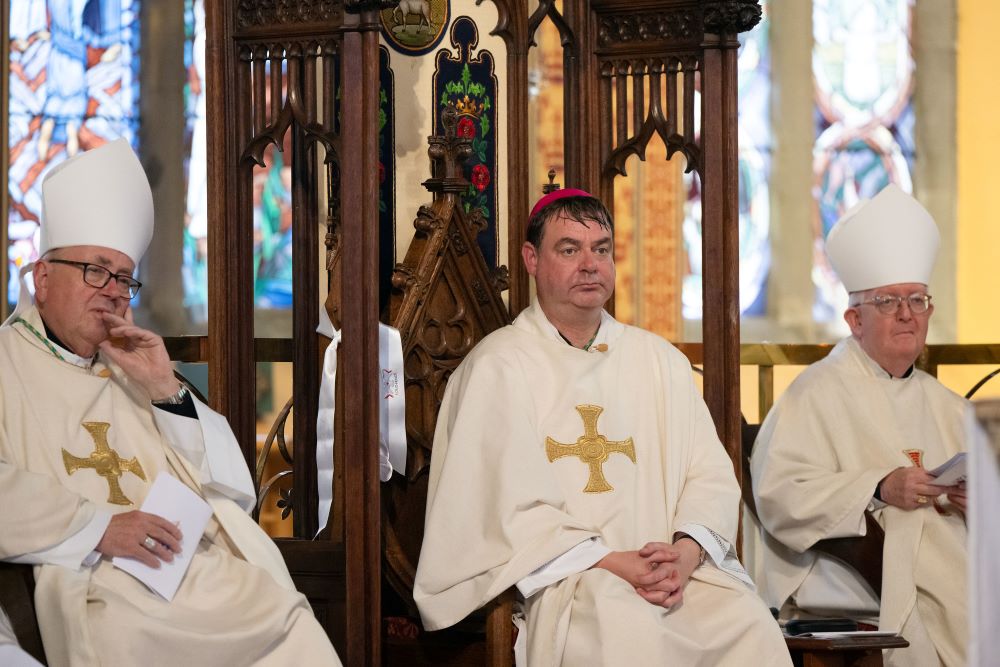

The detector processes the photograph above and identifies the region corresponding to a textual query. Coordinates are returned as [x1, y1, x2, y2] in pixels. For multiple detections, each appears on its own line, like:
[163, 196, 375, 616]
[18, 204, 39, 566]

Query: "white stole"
[314, 308, 406, 536]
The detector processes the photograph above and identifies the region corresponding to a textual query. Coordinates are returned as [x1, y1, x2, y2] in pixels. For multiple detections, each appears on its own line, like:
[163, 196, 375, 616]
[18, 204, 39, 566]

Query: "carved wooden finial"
[542, 169, 561, 195]
[423, 102, 473, 196]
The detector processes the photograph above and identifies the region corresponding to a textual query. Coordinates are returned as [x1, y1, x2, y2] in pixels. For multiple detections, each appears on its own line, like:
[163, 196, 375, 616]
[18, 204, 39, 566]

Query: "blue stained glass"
[683, 1, 771, 320]
[7, 0, 141, 307]
[812, 0, 914, 319]
[182, 0, 208, 321]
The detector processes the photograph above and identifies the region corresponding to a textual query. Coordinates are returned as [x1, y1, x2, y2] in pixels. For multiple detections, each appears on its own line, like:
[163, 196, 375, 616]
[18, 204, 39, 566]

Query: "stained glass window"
[812, 0, 915, 320]
[7, 0, 141, 306]
[682, 1, 771, 320]
[179, 0, 294, 320]
[182, 0, 208, 321]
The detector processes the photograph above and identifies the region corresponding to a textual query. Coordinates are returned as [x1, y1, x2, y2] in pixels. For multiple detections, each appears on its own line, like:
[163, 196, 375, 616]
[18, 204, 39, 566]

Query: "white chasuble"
[415, 302, 790, 666]
[752, 336, 968, 667]
[0, 307, 340, 667]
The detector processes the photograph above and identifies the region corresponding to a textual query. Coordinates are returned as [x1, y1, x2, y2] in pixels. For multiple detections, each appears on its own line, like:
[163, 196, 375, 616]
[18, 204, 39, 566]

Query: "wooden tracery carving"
[600, 55, 701, 177]
[383, 105, 511, 603]
[209, 2, 389, 664]
[236, 0, 341, 29]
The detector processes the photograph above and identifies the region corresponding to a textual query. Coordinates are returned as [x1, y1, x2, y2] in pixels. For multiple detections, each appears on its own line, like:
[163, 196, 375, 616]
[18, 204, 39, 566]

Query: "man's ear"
[32, 261, 50, 304]
[521, 241, 538, 277]
[843, 307, 862, 336]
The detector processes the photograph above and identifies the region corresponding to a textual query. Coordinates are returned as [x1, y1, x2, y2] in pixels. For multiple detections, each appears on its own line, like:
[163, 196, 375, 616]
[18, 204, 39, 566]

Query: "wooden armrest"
[812, 512, 884, 596]
[0, 562, 46, 664]
[485, 589, 515, 667]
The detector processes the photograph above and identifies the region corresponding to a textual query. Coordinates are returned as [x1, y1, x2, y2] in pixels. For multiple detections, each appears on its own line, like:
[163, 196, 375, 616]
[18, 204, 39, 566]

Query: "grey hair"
[847, 290, 869, 308]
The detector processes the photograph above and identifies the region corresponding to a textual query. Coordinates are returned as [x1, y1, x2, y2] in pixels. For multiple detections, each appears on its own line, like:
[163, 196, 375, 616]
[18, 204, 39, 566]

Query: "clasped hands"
[98, 309, 181, 401]
[879, 466, 966, 512]
[594, 538, 702, 609]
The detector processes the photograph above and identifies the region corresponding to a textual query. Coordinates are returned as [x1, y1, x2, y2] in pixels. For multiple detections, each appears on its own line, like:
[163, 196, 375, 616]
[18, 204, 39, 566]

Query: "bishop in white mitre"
[752, 185, 969, 667]
[0, 139, 341, 666]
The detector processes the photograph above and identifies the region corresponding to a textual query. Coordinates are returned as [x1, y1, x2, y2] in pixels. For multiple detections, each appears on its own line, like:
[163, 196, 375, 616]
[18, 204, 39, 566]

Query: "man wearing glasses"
[0, 139, 340, 666]
[751, 184, 968, 667]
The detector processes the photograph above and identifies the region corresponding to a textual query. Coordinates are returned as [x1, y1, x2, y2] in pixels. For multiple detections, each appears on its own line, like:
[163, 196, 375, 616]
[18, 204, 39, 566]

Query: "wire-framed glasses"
[855, 293, 932, 316]
[47, 259, 142, 299]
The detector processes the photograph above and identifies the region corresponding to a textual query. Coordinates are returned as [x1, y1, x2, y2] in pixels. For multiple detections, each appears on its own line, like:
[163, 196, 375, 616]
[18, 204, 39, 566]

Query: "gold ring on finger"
[916, 495, 928, 505]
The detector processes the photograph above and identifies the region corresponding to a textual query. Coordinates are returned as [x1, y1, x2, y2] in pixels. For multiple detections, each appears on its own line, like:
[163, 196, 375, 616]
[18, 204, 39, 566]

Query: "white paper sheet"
[796, 631, 899, 639]
[927, 452, 967, 486]
[112, 472, 212, 601]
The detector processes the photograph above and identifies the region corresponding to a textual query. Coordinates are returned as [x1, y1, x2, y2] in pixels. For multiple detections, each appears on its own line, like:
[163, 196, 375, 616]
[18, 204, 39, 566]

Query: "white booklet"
[928, 452, 967, 486]
[797, 631, 899, 639]
[112, 472, 212, 601]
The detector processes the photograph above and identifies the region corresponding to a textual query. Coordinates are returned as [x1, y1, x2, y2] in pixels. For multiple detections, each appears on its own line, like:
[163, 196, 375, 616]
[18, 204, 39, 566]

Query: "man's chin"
[572, 294, 609, 310]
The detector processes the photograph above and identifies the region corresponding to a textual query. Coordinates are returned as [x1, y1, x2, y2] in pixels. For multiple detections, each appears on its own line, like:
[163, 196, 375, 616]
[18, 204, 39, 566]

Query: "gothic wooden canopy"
[204, 1, 760, 665]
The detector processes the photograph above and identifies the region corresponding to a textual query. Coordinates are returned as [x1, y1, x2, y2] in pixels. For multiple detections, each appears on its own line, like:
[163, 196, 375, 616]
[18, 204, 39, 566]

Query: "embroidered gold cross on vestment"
[903, 448, 950, 516]
[62, 422, 147, 506]
[546, 405, 636, 494]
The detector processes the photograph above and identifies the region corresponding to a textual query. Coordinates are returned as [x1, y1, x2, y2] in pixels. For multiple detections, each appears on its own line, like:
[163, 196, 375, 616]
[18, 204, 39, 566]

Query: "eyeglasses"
[46, 259, 142, 299]
[854, 293, 932, 316]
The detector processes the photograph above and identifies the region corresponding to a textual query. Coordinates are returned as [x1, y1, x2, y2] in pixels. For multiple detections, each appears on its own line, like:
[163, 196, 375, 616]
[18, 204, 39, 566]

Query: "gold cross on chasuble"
[545, 405, 636, 493]
[62, 422, 147, 506]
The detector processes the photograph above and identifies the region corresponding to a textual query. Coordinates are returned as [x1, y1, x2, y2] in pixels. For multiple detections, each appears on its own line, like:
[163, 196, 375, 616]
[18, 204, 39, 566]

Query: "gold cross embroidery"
[62, 422, 147, 506]
[903, 448, 950, 516]
[545, 405, 636, 494]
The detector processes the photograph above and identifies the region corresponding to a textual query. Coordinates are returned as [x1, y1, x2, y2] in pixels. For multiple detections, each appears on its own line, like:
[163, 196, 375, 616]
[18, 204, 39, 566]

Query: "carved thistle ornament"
[703, 0, 763, 34]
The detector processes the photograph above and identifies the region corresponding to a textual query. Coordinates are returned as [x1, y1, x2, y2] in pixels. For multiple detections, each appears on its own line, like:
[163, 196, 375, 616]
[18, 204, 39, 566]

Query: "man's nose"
[579, 250, 598, 271]
[896, 300, 914, 320]
[99, 277, 122, 299]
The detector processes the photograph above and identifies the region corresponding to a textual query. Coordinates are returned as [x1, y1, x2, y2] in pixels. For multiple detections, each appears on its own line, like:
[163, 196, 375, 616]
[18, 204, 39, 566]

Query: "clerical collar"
[35, 316, 97, 369]
[557, 326, 600, 351]
[537, 307, 614, 352]
[41, 320, 72, 355]
[849, 337, 914, 380]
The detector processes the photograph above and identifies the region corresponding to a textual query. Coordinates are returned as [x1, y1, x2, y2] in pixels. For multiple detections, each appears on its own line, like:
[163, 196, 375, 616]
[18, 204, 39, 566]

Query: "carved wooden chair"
[740, 420, 905, 666]
[381, 106, 514, 665]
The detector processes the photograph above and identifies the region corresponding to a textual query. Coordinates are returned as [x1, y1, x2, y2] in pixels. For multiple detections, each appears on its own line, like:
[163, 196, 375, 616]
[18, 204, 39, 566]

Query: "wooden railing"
[675, 342, 1000, 421]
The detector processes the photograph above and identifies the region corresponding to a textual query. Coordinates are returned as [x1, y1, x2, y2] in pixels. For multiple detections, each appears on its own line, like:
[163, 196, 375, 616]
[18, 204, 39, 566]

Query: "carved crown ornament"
[423, 102, 475, 196]
[703, 0, 763, 35]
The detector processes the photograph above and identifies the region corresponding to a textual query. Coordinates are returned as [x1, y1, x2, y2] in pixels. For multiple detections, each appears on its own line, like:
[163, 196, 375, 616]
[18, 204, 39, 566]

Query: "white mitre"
[39, 137, 153, 262]
[3, 138, 153, 326]
[825, 183, 939, 293]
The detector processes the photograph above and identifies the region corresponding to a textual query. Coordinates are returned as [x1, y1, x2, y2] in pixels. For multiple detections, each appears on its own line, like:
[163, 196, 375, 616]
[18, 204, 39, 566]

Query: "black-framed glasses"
[855, 293, 932, 316]
[46, 259, 142, 299]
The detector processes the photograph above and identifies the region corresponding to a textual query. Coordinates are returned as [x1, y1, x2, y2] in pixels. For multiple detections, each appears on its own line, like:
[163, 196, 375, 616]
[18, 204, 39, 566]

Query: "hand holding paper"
[112, 472, 213, 601]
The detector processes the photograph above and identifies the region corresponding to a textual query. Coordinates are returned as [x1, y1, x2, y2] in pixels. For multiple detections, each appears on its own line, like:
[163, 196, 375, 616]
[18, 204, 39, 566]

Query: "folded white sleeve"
[515, 537, 611, 598]
[152, 397, 255, 512]
[675, 522, 755, 588]
[7, 507, 110, 570]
